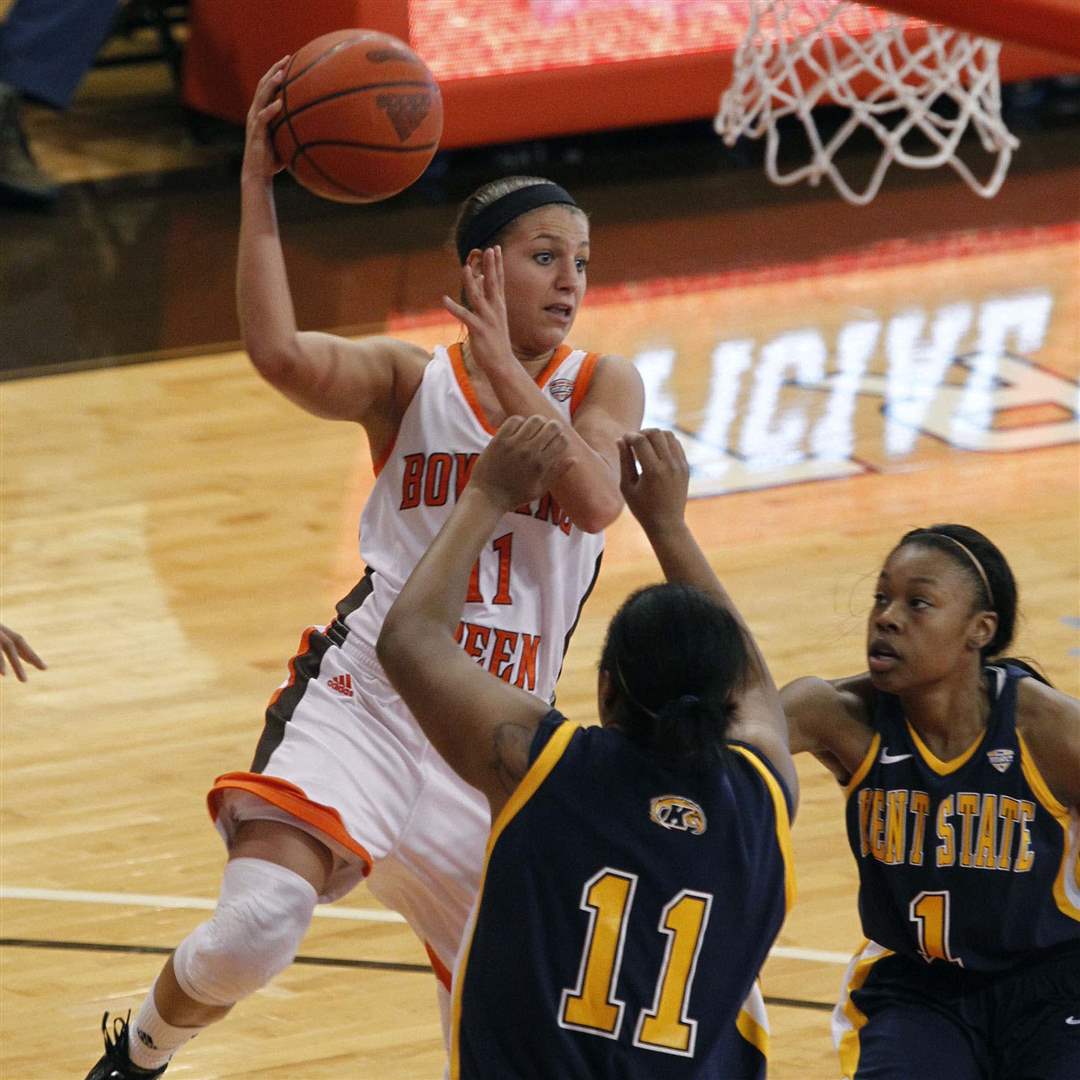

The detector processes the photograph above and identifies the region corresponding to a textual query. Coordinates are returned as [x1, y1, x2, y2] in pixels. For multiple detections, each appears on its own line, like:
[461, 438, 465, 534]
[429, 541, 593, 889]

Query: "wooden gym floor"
[1, 48, 1078, 1080]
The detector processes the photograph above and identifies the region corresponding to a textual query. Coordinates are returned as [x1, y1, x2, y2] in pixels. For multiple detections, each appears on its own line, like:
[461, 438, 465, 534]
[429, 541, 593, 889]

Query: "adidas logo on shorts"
[327, 673, 354, 698]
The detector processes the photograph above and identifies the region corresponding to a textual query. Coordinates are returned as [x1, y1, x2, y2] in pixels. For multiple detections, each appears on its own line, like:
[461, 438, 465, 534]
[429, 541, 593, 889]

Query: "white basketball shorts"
[208, 622, 490, 987]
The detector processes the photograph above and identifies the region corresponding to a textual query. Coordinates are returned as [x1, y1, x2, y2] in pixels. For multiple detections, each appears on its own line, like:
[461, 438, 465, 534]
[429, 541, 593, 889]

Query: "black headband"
[456, 182, 578, 263]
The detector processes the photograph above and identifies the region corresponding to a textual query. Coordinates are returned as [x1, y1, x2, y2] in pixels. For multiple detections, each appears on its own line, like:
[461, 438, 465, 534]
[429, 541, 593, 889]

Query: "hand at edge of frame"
[0, 623, 47, 682]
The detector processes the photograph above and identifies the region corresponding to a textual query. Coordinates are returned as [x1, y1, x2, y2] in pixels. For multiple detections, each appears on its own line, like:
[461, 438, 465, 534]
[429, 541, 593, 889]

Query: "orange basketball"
[269, 29, 443, 204]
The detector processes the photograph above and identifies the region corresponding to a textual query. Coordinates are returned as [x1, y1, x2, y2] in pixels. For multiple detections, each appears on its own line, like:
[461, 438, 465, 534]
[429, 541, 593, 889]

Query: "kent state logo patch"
[548, 378, 575, 402]
[649, 795, 707, 835]
[987, 748, 1015, 773]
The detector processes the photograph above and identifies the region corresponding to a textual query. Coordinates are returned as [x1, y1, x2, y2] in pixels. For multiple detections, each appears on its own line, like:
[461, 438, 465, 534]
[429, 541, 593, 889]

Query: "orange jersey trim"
[569, 351, 602, 417]
[267, 626, 317, 710]
[450, 342, 575, 434]
[533, 344, 572, 392]
[449, 342, 493, 433]
[372, 346, 428, 476]
[207, 772, 374, 876]
[425, 941, 453, 992]
[372, 431, 398, 478]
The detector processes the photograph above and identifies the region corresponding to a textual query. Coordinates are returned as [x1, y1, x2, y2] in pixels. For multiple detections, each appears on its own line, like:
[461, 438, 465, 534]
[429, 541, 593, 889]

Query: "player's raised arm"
[446, 244, 644, 534]
[236, 58, 426, 428]
[618, 429, 798, 805]
[779, 674, 876, 783]
[377, 417, 574, 816]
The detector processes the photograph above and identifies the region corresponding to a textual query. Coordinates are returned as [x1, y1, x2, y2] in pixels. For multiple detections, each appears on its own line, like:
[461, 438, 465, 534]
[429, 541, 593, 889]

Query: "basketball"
[269, 29, 443, 204]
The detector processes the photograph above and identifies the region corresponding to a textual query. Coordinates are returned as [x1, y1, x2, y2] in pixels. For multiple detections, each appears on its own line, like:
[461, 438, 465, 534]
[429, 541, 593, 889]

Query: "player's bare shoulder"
[831, 672, 877, 718]
[588, 353, 645, 405]
[783, 673, 872, 727]
[570, 353, 646, 461]
[1015, 676, 1080, 808]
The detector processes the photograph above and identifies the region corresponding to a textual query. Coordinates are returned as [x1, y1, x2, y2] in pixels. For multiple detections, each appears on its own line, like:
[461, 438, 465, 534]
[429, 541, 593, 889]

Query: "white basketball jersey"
[345, 342, 606, 704]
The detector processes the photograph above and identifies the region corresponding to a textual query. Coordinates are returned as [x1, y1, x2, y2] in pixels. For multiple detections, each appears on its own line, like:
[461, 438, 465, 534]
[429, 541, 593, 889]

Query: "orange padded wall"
[182, 0, 1078, 150]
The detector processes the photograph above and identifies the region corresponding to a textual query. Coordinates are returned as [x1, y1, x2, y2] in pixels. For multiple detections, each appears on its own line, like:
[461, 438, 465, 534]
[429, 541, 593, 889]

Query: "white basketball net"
[715, 1, 1019, 205]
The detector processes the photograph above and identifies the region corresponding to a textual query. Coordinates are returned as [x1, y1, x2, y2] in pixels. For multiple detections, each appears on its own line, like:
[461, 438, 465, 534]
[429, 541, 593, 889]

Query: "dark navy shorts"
[839, 943, 1080, 1079]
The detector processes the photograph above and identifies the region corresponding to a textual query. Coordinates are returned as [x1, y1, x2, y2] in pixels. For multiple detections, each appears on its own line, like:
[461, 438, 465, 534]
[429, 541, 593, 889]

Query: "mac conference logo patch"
[649, 795, 707, 835]
[548, 378, 575, 402]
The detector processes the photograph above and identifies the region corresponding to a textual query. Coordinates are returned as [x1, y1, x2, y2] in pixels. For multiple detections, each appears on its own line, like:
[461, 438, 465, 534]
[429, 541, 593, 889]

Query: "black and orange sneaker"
[84, 1012, 167, 1080]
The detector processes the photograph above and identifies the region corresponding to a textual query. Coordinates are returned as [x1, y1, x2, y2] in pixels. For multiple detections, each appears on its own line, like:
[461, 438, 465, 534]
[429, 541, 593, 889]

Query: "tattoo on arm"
[491, 722, 535, 795]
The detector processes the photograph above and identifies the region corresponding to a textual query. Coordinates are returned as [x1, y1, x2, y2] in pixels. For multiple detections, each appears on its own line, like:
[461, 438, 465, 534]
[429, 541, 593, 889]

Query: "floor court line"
[0, 885, 405, 923]
[0, 937, 431, 974]
[0, 938, 837, 1012]
[1, 886, 853, 965]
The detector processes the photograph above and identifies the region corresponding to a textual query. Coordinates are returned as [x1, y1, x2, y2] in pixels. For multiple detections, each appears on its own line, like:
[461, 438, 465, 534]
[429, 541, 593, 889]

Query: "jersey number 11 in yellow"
[559, 868, 714, 1057]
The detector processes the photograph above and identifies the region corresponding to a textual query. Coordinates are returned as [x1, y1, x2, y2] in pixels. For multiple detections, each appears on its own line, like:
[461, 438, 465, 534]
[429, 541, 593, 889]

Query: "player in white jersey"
[84, 57, 644, 1080]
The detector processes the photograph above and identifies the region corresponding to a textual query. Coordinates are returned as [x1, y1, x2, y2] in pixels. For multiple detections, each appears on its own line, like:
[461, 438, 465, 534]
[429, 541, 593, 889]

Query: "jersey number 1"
[559, 868, 714, 1057]
[466, 532, 513, 606]
[909, 890, 961, 965]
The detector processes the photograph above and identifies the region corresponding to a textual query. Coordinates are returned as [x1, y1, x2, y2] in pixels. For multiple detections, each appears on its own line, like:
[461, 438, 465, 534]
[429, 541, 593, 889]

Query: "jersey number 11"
[559, 868, 714, 1058]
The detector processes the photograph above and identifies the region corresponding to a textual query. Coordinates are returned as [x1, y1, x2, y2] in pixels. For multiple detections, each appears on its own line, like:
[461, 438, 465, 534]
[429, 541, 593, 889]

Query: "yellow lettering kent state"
[856, 788, 1036, 872]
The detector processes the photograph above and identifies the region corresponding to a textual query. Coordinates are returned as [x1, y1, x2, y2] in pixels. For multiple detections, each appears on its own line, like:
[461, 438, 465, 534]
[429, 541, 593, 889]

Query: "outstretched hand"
[0, 624, 46, 682]
[472, 415, 574, 511]
[618, 429, 690, 533]
[442, 246, 515, 377]
[242, 55, 291, 182]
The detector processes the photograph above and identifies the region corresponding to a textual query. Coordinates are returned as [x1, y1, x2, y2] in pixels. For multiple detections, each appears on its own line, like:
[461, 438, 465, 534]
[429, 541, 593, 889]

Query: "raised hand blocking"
[618, 429, 690, 535]
[471, 415, 575, 511]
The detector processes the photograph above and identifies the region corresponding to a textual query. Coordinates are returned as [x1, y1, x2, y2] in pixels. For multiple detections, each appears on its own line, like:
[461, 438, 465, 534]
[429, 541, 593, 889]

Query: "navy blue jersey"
[844, 663, 1080, 972]
[450, 711, 795, 1080]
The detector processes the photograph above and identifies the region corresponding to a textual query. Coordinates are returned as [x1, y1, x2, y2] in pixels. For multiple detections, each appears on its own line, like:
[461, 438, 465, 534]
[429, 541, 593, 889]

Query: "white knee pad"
[172, 857, 318, 1007]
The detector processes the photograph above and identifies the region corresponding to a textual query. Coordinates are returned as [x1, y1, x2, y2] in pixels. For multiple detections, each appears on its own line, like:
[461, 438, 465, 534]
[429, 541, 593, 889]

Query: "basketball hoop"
[715, 1, 1019, 205]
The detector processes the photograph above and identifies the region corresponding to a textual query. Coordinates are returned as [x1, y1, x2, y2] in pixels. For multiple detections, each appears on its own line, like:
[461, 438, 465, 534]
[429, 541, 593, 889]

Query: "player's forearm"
[379, 486, 505, 659]
[645, 519, 776, 690]
[642, 519, 725, 604]
[236, 177, 302, 373]
[548, 450, 622, 533]
[486, 365, 620, 531]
